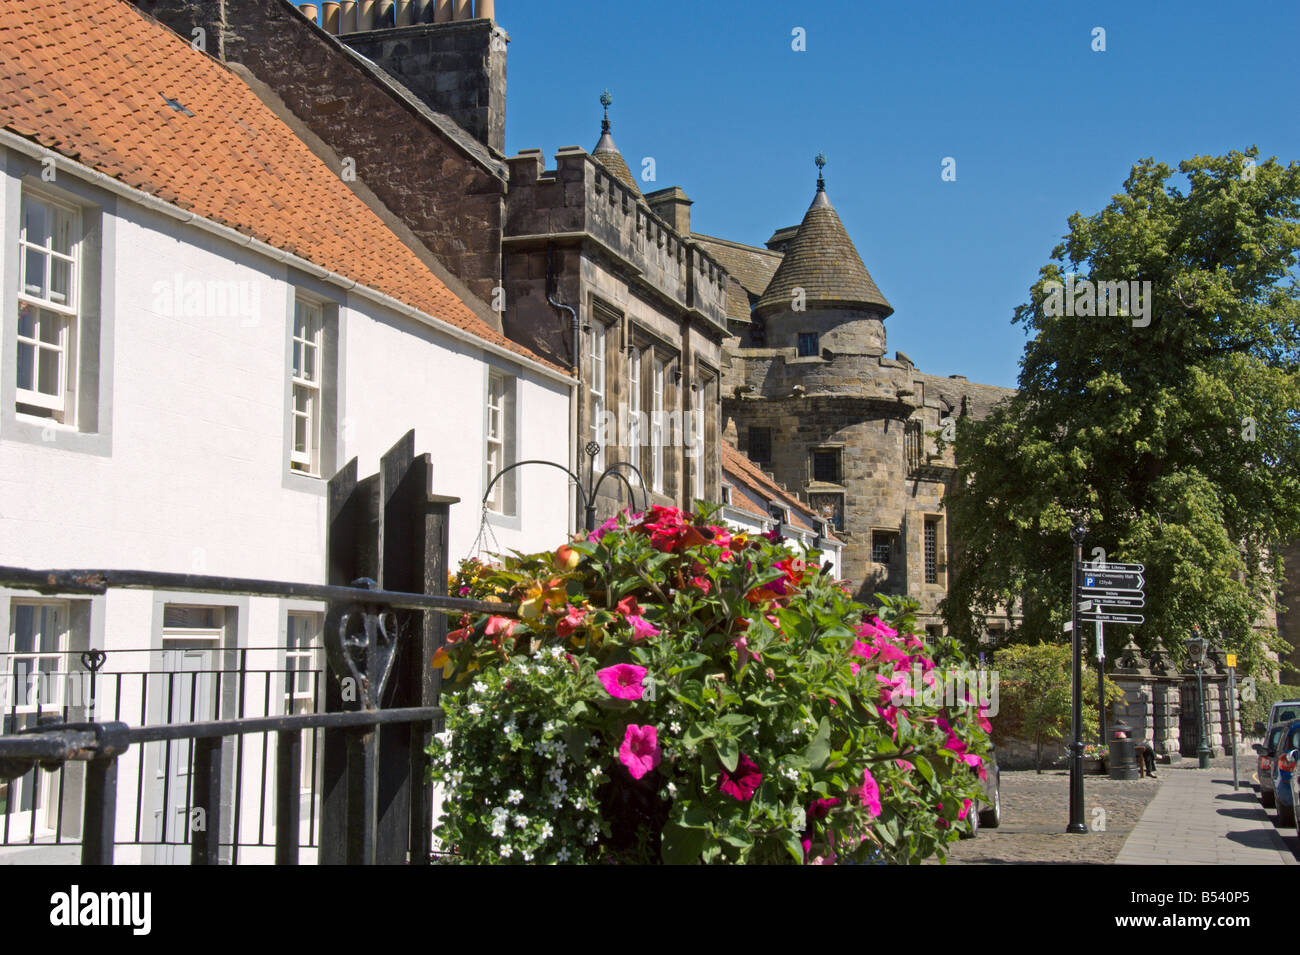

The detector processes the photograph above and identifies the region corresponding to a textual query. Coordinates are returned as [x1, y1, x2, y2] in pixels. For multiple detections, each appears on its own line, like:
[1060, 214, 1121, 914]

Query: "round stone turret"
[753, 160, 891, 355]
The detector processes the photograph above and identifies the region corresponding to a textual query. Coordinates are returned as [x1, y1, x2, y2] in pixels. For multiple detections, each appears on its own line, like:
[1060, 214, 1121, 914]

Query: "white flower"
[782, 766, 799, 782]
[543, 720, 557, 733]
[507, 789, 523, 805]
[589, 766, 601, 779]
[513, 814, 528, 829]
[434, 730, 453, 747]
[535, 665, 551, 677]
[573, 796, 586, 811]
[499, 844, 512, 858]
[540, 821, 554, 839]
[666, 782, 677, 797]
[521, 849, 534, 862]
[548, 645, 565, 660]
[547, 792, 563, 809]
[670, 721, 682, 734]
[472, 681, 488, 694]
[503, 719, 517, 734]
[467, 703, 483, 717]
[547, 766, 564, 784]
[556, 846, 571, 862]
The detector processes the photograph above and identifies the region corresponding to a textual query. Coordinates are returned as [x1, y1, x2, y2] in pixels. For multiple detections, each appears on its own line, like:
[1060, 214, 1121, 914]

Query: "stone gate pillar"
[1148, 639, 1182, 762]
[1110, 637, 1152, 744]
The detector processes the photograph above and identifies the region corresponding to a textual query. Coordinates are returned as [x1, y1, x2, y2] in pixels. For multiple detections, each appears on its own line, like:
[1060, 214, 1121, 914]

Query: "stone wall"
[341, 18, 508, 155]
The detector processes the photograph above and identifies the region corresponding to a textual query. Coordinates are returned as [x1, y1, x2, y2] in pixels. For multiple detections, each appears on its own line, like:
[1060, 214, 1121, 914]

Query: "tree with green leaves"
[943, 148, 1300, 677]
[991, 643, 1122, 773]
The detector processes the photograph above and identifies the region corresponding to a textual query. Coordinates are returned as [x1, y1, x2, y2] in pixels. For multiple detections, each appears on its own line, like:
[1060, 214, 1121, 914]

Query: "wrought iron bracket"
[326, 578, 400, 711]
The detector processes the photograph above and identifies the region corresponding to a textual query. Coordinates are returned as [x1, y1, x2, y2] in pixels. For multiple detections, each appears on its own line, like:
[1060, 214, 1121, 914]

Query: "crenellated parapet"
[504, 147, 729, 335]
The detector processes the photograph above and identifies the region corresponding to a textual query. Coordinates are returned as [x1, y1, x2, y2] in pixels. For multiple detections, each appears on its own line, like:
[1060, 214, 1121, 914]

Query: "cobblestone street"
[932, 768, 1163, 865]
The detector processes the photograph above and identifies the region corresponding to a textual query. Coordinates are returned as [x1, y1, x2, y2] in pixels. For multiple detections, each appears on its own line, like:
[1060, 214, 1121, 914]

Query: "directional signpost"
[1077, 562, 1146, 760]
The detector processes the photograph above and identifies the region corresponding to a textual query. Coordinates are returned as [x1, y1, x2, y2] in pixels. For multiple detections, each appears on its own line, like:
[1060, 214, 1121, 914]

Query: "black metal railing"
[0, 566, 513, 865]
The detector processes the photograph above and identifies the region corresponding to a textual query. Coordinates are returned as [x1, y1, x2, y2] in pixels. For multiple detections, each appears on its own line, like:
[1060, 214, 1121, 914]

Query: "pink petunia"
[718, 754, 762, 801]
[691, 576, 712, 594]
[616, 595, 642, 618]
[859, 767, 883, 818]
[619, 724, 662, 780]
[628, 615, 660, 642]
[598, 663, 648, 700]
[485, 616, 515, 638]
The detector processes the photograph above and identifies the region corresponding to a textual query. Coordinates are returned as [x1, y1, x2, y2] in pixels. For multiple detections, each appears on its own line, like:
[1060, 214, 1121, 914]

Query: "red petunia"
[718, 753, 763, 801]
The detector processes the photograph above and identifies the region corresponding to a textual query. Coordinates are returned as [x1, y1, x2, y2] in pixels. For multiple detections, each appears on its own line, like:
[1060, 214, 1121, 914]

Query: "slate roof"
[690, 233, 783, 325]
[753, 183, 893, 318]
[0, 0, 563, 373]
[592, 130, 643, 198]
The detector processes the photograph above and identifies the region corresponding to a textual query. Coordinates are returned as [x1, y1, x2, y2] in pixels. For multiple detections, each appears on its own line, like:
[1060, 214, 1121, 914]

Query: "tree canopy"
[943, 148, 1300, 676]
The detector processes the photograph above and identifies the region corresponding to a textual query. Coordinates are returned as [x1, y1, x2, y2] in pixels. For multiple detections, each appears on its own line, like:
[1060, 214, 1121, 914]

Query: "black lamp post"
[482, 442, 650, 534]
[1187, 634, 1211, 769]
[1067, 522, 1088, 834]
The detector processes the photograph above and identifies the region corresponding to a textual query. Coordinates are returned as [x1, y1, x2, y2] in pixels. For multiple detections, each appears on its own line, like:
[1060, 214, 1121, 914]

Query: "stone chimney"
[335, 0, 508, 154]
[645, 186, 693, 237]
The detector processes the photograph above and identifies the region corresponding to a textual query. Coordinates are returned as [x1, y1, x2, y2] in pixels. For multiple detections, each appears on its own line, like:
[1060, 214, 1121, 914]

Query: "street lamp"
[1186, 634, 1211, 769]
[1067, 522, 1088, 834]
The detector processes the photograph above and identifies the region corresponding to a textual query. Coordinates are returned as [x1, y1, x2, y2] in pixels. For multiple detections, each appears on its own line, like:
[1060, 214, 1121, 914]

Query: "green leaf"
[715, 737, 740, 773]
[563, 726, 591, 764]
[803, 717, 831, 770]
[782, 830, 806, 864]
[914, 755, 936, 789]
[661, 821, 707, 865]
[681, 722, 715, 749]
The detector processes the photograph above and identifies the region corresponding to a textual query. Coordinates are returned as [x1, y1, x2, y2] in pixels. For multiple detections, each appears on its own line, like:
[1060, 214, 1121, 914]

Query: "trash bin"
[1108, 721, 1139, 780]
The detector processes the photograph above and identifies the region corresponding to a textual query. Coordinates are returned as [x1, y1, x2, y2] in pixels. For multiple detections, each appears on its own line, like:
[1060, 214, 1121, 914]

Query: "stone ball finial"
[600, 89, 613, 109]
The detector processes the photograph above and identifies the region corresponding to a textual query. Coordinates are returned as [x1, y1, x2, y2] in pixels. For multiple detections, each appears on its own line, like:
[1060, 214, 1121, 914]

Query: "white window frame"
[290, 296, 324, 475]
[691, 383, 704, 502]
[486, 370, 507, 514]
[651, 357, 665, 494]
[589, 322, 606, 472]
[628, 346, 642, 471]
[7, 599, 69, 715]
[285, 611, 323, 793]
[16, 192, 80, 422]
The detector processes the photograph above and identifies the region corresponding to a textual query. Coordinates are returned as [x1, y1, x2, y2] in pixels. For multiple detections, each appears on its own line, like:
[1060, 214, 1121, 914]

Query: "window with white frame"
[485, 370, 510, 514]
[691, 383, 705, 502]
[589, 322, 606, 472]
[628, 346, 642, 472]
[7, 600, 68, 715]
[17, 192, 79, 423]
[285, 611, 323, 791]
[290, 297, 323, 475]
[651, 356, 665, 494]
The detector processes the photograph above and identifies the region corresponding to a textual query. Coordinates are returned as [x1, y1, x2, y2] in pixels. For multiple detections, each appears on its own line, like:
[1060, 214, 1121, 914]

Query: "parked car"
[1269, 719, 1300, 827]
[962, 744, 1001, 837]
[1253, 700, 1300, 738]
[1255, 722, 1290, 807]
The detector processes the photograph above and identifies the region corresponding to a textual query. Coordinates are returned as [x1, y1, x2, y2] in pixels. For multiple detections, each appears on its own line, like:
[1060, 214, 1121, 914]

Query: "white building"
[0, 0, 572, 861]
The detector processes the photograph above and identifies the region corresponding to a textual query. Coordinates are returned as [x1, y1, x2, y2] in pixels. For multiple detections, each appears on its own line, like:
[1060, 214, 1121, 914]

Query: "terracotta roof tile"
[0, 0, 565, 374]
[720, 440, 834, 537]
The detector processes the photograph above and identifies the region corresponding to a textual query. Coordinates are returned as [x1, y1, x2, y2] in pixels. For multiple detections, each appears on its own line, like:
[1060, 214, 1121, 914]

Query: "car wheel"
[978, 783, 1001, 829]
[1262, 789, 1276, 808]
[1278, 801, 1295, 828]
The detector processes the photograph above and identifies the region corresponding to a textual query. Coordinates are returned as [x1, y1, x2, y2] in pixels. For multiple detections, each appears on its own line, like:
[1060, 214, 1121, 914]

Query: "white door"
[151, 605, 223, 864]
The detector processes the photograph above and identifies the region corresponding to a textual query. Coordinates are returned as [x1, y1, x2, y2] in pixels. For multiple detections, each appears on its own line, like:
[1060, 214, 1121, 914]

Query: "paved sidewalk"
[1116, 768, 1295, 865]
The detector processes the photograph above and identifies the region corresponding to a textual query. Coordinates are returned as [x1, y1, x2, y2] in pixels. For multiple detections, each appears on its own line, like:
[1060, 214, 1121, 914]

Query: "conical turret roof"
[754, 168, 892, 318]
[591, 90, 642, 198]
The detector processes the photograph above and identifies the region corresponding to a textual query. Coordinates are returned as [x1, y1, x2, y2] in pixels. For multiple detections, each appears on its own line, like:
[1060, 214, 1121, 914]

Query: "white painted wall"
[0, 150, 573, 863]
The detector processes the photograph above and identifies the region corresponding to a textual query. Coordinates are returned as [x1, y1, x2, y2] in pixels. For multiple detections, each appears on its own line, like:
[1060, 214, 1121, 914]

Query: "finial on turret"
[815, 152, 827, 191]
[600, 89, 613, 134]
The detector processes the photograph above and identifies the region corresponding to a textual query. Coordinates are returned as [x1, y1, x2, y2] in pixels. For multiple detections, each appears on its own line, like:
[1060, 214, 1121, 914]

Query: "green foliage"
[1240, 680, 1300, 733]
[429, 507, 992, 864]
[991, 643, 1124, 772]
[944, 148, 1300, 675]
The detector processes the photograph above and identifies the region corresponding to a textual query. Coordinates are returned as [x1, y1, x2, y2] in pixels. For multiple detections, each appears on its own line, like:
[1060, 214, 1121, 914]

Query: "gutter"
[0, 130, 575, 390]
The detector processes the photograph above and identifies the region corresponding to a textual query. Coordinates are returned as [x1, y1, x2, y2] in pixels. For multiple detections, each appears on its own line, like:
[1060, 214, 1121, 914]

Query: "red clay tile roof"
[720, 440, 835, 538]
[0, 0, 564, 374]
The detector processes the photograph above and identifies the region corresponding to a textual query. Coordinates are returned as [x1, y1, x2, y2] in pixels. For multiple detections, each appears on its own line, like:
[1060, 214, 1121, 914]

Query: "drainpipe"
[547, 243, 582, 535]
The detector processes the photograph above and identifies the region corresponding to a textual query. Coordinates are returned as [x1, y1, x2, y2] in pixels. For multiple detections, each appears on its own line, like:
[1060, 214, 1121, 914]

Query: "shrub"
[429, 506, 992, 864]
[991, 642, 1123, 772]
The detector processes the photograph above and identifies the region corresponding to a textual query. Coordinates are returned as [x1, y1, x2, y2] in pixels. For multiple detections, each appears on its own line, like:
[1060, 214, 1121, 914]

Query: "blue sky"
[501, 0, 1299, 389]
